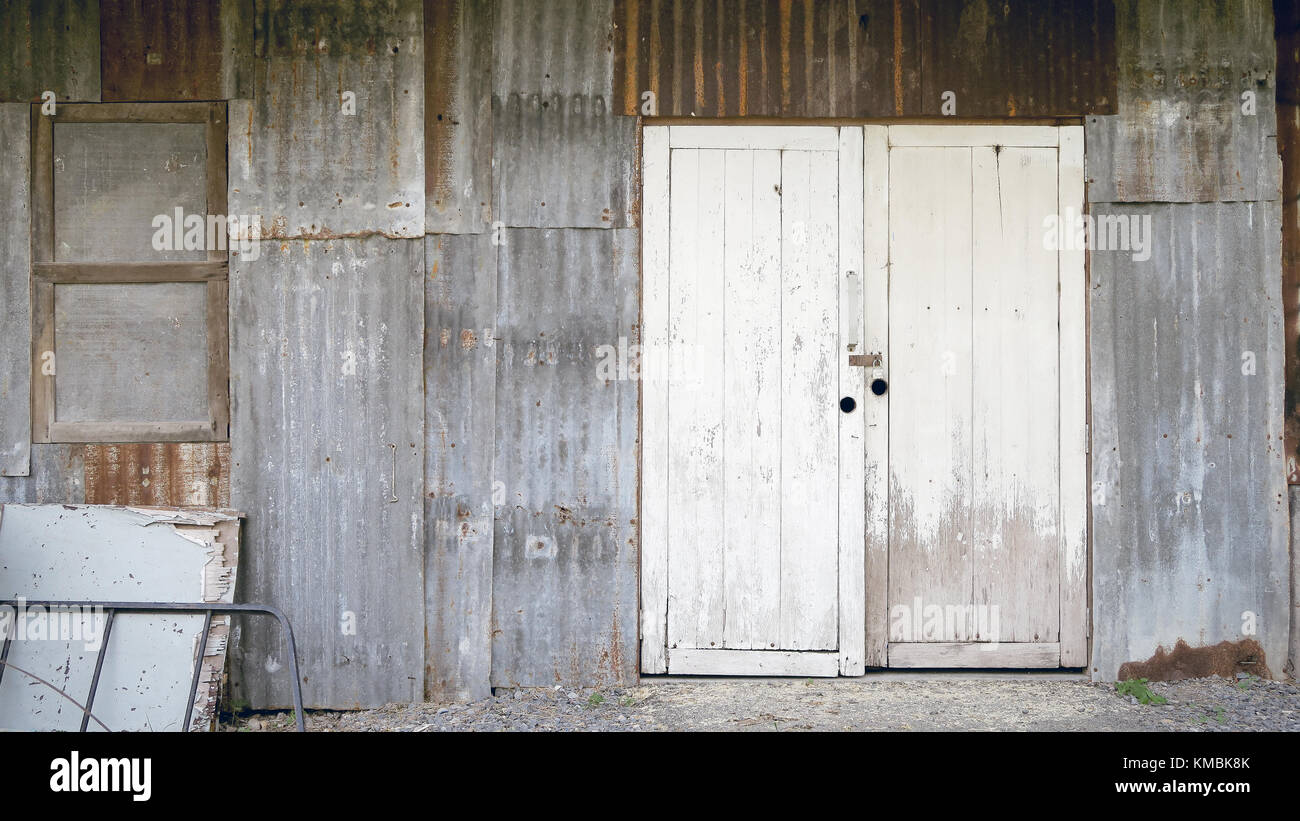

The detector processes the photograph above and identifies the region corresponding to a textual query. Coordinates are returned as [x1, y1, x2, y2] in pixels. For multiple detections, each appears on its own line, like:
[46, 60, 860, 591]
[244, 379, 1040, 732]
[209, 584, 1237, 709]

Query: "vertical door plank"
[1057, 127, 1089, 666]
[722, 148, 783, 650]
[862, 125, 890, 666]
[779, 150, 840, 650]
[838, 126, 866, 675]
[887, 146, 974, 643]
[666, 148, 727, 650]
[971, 146, 1061, 644]
[640, 126, 670, 673]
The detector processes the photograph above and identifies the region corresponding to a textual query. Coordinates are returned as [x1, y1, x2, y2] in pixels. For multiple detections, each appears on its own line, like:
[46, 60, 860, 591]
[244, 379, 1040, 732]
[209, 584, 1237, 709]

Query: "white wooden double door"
[641, 125, 1087, 676]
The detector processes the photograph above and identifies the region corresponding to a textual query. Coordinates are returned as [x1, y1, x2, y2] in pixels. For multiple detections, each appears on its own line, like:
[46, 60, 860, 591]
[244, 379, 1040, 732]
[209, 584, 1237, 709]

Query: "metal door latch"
[849, 352, 882, 368]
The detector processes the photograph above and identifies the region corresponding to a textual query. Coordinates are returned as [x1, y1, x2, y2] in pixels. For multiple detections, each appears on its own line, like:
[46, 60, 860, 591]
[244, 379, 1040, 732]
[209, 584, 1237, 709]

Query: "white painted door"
[862, 125, 1088, 668]
[641, 126, 866, 677]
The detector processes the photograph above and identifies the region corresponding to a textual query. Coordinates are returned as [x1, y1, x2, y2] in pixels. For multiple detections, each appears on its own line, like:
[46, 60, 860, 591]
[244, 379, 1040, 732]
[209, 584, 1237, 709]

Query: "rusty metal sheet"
[228, 237, 424, 709]
[1088, 0, 1278, 203]
[494, 95, 638, 228]
[613, 0, 1114, 118]
[425, 0, 494, 234]
[491, 228, 638, 688]
[0, 104, 30, 476]
[228, 1, 424, 239]
[1089, 202, 1289, 681]
[100, 0, 254, 102]
[615, 0, 893, 117]
[0, 0, 100, 102]
[916, 0, 1116, 116]
[424, 233, 496, 701]
[494, 0, 613, 99]
[83, 443, 232, 507]
[1278, 3, 1300, 482]
[0, 445, 86, 504]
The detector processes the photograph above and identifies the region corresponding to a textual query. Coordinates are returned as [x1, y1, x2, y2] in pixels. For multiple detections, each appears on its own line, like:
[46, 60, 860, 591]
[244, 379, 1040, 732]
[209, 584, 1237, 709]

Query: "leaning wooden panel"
[1057, 127, 1089, 667]
[0, 505, 242, 731]
[639, 126, 670, 673]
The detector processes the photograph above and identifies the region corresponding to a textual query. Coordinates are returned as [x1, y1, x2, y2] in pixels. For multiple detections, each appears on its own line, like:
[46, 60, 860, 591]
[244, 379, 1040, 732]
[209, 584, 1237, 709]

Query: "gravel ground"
[228, 673, 1300, 732]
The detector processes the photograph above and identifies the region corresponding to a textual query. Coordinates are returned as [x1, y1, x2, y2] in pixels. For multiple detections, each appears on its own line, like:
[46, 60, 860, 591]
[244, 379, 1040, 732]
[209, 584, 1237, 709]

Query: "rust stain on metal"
[693, 0, 705, 113]
[1279, 6, 1300, 482]
[100, 0, 246, 102]
[1117, 638, 1273, 682]
[893, 0, 904, 115]
[614, 0, 1115, 118]
[82, 443, 231, 507]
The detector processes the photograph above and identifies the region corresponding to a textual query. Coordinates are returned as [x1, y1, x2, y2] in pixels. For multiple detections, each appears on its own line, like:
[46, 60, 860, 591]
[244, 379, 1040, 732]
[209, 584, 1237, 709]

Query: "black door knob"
[871, 378, 888, 396]
[840, 396, 857, 413]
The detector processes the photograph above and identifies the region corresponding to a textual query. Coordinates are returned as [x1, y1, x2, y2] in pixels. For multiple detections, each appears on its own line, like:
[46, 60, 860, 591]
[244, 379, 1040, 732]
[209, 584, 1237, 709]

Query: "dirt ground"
[230, 673, 1300, 732]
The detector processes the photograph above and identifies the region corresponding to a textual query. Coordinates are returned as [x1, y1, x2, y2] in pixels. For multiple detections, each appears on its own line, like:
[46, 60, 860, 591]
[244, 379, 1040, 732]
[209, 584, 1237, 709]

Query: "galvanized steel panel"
[424, 233, 495, 701]
[492, 228, 638, 687]
[494, 0, 613, 99]
[0, 0, 100, 102]
[494, 95, 638, 228]
[0, 104, 30, 476]
[1090, 202, 1289, 680]
[1088, 0, 1279, 203]
[0, 445, 86, 504]
[228, 237, 425, 709]
[425, 0, 494, 234]
[100, 0, 255, 101]
[228, 1, 424, 239]
[613, 0, 1115, 118]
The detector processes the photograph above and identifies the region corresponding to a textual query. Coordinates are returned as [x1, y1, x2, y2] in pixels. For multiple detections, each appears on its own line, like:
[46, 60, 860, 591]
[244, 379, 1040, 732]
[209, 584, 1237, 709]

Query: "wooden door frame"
[638, 121, 1090, 676]
[863, 124, 1089, 669]
[639, 124, 865, 676]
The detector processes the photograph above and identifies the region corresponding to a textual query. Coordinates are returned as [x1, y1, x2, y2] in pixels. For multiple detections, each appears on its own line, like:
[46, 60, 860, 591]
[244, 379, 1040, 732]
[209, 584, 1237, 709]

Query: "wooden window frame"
[30, 102, 229, 443]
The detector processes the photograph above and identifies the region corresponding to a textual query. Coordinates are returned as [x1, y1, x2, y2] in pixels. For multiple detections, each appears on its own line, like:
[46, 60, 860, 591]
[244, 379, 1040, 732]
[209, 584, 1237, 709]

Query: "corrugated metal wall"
[427, 0, 641, 693]
[0, 0, 1295, 702]
[1087, 0, 1289, 680]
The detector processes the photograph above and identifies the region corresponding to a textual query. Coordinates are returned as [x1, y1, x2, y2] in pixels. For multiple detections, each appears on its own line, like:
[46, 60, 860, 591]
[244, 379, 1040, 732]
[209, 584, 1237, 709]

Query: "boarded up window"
[31, 103, 228, 443]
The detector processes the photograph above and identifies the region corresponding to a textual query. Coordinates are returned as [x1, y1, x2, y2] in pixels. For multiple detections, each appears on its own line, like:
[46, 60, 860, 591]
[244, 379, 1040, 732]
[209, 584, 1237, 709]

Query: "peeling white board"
[0, 504, 240, 731]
